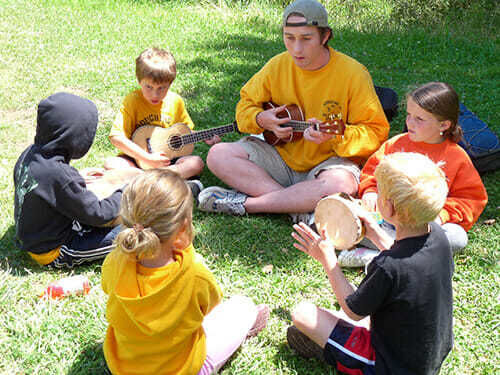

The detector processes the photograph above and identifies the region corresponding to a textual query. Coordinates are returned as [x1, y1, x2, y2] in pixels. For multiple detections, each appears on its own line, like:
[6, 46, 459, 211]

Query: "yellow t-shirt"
[236, 47, 390, 171]
[109, 89, 194, 140]
[101, 244, 222, 375]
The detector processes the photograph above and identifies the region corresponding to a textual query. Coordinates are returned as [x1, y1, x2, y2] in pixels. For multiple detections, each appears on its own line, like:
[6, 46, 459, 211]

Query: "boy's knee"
[206, 142, 243, 169]
[191, 155, 204, 172]
[318, 168, 358, 196]
[206, 143, 225, 168]
[291, 301, 316, 327]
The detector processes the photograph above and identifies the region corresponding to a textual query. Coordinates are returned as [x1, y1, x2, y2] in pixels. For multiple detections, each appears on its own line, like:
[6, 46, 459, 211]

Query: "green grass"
[0, 0, 499, 374]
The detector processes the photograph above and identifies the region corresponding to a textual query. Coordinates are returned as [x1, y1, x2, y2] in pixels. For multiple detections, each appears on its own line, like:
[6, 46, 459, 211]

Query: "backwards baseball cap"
[282, 0, 329, 28]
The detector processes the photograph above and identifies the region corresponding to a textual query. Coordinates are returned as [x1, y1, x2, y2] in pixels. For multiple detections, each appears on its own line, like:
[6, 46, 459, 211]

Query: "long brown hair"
[407, 82, 463, 143]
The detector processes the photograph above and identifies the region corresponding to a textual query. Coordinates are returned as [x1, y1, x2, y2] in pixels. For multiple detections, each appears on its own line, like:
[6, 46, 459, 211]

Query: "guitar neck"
[180, 122, 237, 145]
[283, 120, 315, 132]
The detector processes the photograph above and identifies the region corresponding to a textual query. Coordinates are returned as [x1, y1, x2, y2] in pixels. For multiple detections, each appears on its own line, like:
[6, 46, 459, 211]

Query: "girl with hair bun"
[359, 82, 488, 254]
[101, 169, 269, 375]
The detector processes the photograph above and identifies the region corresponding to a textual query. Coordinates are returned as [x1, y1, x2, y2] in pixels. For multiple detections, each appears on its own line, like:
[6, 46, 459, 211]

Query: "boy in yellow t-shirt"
[105, 47, 219, 198]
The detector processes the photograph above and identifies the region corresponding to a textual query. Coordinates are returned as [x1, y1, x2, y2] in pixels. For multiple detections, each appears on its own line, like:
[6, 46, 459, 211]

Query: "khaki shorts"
[238, 136, 360, 187]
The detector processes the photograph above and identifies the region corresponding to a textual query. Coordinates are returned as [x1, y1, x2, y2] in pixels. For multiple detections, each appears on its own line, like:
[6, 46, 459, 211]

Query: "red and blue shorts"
[324, 319, 376, 375]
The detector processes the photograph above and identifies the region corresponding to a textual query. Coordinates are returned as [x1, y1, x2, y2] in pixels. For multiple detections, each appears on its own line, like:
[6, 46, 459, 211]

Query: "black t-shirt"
[346, 222, 454, 375]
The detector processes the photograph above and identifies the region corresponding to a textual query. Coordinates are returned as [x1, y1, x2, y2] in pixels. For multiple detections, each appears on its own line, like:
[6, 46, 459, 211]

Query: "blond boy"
[105, 48, 218, 196]
[289, 152, 453, 375]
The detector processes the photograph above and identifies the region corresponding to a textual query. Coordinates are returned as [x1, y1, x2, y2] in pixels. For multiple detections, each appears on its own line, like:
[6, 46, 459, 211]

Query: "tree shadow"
[274, 341, 337, 375]
[67, 341, 110, 375]
[0, 224, 110, 277]
[0, 225, 47, 276]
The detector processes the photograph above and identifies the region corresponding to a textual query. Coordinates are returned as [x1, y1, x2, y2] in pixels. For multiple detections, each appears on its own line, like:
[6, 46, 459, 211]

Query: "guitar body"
[261, 101, 345, 146]
[132, 124, 194, 169]
[262, 102, 305, 146]
[131, 122, 239, 170]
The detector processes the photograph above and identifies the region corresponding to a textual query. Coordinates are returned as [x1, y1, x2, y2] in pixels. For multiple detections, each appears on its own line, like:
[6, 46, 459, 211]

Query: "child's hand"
[80, 167, 105, 184]
[205, 135, 221, 146]
[357, 210, 394, 251]
[292, 222, 337, 265]
[361, 192, 378, 212]
[142, 152, 171, 169]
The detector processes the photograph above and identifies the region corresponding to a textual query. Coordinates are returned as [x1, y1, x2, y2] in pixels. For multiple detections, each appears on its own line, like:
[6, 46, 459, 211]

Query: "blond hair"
[115, 169, 193, 261]
[375, 152, 448, 228]
[136, 47, 176, 84]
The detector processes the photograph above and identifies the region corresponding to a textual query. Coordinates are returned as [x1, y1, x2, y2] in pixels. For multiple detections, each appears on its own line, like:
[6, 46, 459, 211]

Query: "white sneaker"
[289, 212, 315, 226]
[198, 186, 247, 216]
[187, 179, 204, 203]
[337, 248, 380, 268]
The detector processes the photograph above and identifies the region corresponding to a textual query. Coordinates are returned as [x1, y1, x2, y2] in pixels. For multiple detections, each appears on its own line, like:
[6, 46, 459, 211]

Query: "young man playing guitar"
[199, 0, 389, 222]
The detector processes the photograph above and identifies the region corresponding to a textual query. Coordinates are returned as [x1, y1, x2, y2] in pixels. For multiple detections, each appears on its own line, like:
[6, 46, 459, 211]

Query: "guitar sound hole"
[169, 135, 182, 150]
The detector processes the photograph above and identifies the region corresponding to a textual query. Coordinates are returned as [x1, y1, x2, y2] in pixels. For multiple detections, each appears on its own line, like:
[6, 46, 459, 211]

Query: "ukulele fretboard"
[173, 123, 237, 147]
[282, 120, 317, 132]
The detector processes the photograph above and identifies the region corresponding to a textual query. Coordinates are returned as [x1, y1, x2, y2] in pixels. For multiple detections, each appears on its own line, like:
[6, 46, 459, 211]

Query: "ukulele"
[262, 102, 345, 146]
[131, 122, 238, 169]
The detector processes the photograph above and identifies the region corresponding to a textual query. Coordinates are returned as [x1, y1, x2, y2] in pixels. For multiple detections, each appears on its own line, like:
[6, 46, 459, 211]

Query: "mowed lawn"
[0, 0, 498, 374]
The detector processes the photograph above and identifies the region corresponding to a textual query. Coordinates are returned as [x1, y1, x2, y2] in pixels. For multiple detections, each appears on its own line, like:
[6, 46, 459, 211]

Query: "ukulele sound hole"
[169, 135, 183, 150]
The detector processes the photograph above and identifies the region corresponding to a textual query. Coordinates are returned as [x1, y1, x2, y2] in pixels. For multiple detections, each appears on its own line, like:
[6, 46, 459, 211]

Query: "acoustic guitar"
[131, 122, 238, 169]
[262, 101, 345, 146]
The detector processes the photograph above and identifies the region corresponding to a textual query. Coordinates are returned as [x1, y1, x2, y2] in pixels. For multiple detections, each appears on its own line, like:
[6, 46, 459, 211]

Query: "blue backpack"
[458, 103, 500, 174]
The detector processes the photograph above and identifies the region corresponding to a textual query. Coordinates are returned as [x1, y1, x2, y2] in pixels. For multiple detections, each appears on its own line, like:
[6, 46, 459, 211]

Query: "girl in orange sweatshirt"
[359, 82, 487, 253]
[102, 169, 269, 375]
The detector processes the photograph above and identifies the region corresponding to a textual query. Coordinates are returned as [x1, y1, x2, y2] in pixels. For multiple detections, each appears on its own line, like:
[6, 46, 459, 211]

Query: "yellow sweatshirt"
[102, 244, 222, 375]
[236, 47, 389, 171]
[109, 89, 194, 139]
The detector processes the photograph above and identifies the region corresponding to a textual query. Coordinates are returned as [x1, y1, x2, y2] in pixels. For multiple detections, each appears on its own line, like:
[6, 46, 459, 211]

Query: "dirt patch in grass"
[0, 108, 36, 152]
[55, 86, 115, 125]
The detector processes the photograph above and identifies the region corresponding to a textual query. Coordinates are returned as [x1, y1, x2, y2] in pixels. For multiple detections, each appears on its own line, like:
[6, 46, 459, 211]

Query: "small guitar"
[131, 122, 238, 169]
[262, 102, 345, 146]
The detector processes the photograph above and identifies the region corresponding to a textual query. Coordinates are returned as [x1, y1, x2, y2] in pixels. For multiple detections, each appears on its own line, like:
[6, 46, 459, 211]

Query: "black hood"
[34, 92, 98, 161]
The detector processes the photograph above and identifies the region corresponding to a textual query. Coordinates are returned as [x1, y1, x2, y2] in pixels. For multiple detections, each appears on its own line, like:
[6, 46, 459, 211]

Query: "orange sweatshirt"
[359, 133, 488, 231]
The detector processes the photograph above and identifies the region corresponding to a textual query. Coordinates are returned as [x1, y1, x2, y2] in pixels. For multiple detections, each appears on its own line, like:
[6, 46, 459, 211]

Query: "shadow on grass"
[180, 24, 498, 139]
[183, 25, 499, 274]
[274, 341, 337, 375]
[67, 341, 109, 375]
[0, 224, 109, 277]
[192, 209, 310, 272]
[273, 306, 292, 322]
[0, 225, 47, 276]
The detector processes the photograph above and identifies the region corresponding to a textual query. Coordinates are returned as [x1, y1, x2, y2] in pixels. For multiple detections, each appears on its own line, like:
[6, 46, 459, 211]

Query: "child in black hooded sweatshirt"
[14, 92, 123, 268]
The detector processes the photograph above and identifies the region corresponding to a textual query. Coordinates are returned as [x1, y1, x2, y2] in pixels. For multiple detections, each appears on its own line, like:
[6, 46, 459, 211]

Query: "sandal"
[247, 304, 270, 337]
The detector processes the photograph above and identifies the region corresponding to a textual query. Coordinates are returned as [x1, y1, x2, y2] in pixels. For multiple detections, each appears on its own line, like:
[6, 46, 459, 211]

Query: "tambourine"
[314, 192, 366, 249]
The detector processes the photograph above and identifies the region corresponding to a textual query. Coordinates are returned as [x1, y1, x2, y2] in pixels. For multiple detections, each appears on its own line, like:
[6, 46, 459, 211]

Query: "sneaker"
[247, 304, 270, 338]
[337, 247, 380, 268]
[198, 186, 247, 216]
[286, 325, 325, 361]
[187, 180, 204, 203]
[289, 212, 315, 226]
